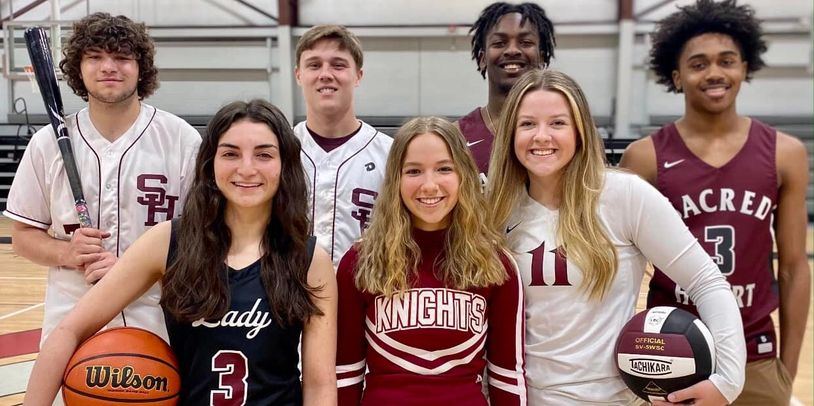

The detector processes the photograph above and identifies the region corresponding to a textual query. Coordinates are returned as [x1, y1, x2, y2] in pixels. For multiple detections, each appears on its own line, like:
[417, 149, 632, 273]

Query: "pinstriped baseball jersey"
[294, 120, 392, 269]
[3, 104, 201, 343]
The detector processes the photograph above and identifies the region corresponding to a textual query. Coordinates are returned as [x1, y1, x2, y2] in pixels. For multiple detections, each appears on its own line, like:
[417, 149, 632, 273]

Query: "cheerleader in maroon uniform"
[336, 117, 525, 406]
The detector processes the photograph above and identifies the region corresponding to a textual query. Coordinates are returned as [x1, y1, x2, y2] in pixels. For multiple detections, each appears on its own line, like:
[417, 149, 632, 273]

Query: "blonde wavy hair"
[356, 116, 507, 296]
[486, 69, 617, 300]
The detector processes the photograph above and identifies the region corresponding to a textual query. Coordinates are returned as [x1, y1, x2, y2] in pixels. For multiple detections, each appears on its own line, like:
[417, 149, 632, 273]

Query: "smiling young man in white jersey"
[621, 1, 810, 404]
[4, 13, 200, 344]
[294, 25, 392, 269]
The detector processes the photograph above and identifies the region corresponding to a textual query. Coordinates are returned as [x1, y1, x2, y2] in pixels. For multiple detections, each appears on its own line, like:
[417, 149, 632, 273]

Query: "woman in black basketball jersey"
[24, 100, 338, 405]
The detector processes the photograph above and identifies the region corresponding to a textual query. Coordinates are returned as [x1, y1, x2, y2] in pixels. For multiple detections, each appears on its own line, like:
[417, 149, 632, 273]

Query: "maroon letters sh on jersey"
[647, 119, 779, 361]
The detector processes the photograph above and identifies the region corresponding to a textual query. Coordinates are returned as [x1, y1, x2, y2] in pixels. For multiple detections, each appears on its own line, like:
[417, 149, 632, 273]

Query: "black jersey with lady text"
[165, 221, 311, 405]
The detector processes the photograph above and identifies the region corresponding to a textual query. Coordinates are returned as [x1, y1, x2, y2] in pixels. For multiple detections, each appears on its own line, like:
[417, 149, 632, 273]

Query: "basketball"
[62, 327, 181, 405]
[615, 306, 716, 402]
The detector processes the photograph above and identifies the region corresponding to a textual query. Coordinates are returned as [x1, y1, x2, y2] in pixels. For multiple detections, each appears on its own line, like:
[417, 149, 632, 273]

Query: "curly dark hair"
[59, 12, 158, 101]
[649, 0, 767, 93]
[470, 2, 556, 78]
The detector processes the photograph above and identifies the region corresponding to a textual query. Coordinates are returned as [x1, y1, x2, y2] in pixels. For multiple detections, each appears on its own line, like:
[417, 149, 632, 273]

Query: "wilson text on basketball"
[84, 365, 169, 392]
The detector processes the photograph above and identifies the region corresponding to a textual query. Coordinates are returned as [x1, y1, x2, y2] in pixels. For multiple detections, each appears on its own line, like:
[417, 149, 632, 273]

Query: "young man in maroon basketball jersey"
[456, 2, 555, 178]
[621, 1, 810, 404]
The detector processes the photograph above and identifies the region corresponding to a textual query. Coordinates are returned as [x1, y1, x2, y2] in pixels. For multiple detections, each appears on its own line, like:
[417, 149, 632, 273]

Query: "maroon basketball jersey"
[458, 107, 494, 176]
[647, 119, 779, 361]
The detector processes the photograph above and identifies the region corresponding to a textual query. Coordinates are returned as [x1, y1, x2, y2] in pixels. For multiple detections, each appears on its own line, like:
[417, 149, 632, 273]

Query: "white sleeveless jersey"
[506, 171, 745, 405]
[4, 104, 201, 343]
[294, 120, 392, 269]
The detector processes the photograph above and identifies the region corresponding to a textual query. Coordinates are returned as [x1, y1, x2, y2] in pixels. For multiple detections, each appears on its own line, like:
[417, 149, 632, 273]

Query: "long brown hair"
[356, 117, 507, 296]
[486, 70, 617, 300]
[161, 99, 320, 325]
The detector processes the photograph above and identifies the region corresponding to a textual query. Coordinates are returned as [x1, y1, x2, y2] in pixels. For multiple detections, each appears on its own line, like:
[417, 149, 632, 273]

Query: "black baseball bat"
[24, 27, 92, 228]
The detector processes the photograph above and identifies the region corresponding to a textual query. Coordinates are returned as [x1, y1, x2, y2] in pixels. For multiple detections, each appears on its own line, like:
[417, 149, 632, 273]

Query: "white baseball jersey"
[506, 171, 745, 405]
[4, 103, 201, 344]
[294, 121, 392, 269]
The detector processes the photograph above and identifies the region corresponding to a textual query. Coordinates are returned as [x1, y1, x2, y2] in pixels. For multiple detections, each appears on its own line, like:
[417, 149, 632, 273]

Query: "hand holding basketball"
[651, 379, 728, 406]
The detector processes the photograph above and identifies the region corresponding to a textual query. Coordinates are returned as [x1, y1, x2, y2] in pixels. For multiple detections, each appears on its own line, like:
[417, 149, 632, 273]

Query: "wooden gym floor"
[0, 217, 811, 405]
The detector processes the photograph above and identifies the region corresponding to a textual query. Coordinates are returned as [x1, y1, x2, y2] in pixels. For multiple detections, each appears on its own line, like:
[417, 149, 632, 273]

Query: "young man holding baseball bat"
[4, 13, 200, 344]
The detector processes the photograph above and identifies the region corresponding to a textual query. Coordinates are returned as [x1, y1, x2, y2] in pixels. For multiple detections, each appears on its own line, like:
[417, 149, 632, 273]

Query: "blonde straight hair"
[486, 69, 617, 300]
[356, 117, 507, 296]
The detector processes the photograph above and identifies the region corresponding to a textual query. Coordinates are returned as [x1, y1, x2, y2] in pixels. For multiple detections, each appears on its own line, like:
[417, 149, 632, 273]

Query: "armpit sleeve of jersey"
[486, 252, 527, 406]
[3, 130, 52, 229]
[336, 248, 366, 406]
[178, 125, 201, 203]
[622, 174, 746, 403]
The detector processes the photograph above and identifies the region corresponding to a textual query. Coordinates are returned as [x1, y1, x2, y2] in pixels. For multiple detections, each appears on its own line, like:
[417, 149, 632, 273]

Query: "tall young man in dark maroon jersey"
[621, 1, 810, 404]
[455, 2, 555, 178]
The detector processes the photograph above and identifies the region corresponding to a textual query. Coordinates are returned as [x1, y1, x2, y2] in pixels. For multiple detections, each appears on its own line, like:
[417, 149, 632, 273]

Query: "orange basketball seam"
[65, 352, 180, 374]
[62, 383, 180, 403]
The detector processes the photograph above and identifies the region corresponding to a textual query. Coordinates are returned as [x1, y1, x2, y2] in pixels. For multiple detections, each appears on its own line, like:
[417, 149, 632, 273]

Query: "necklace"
[483, 106, 496, 134]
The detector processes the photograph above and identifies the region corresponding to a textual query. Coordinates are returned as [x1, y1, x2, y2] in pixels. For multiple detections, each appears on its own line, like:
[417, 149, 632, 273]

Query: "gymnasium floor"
[0, 217, 811, 405]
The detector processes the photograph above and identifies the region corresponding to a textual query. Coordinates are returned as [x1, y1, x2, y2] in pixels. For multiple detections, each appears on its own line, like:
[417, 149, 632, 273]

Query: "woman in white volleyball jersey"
[485, 69, 745, 406]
